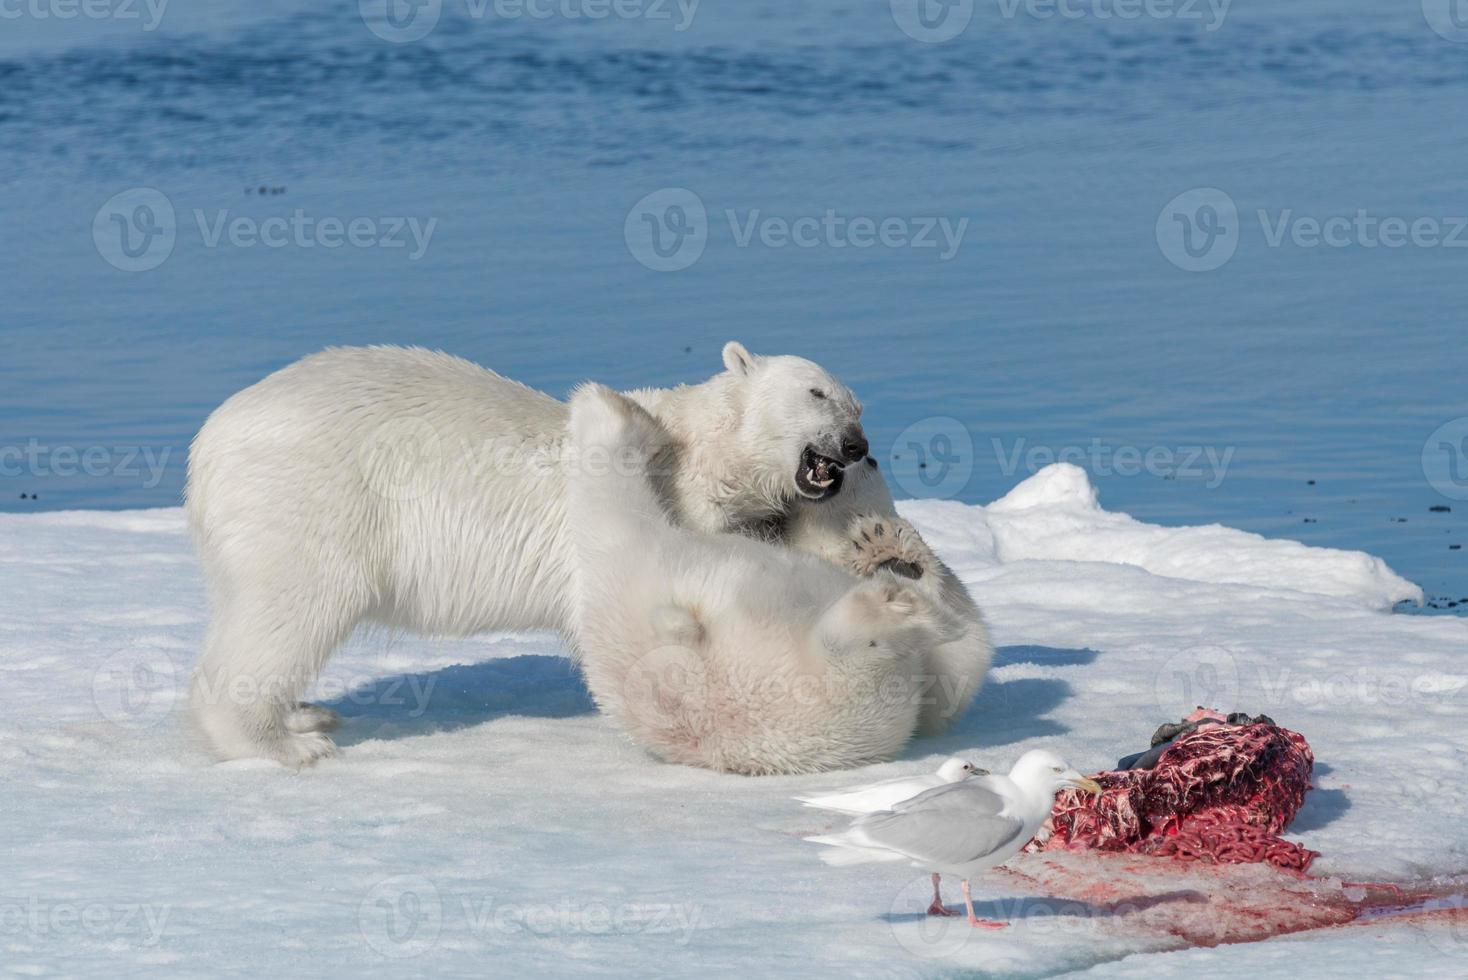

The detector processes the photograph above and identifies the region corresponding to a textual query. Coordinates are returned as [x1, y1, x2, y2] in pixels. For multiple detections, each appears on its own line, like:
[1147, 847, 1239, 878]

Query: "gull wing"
[796, 774, 933, 812]
[852, 781, 1025, 868]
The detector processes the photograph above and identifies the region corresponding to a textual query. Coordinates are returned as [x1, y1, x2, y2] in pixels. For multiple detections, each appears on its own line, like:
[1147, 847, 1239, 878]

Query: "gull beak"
[1068, 775, 1103, 795]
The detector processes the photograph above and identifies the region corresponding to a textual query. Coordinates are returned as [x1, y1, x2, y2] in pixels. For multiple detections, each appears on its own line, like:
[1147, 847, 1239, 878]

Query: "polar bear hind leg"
[566, 383, 675, 545]
[190, 570, 366, 767]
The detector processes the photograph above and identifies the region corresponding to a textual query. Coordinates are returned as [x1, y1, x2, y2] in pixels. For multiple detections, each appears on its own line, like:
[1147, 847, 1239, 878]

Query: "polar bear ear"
[721, 341, 758, 378]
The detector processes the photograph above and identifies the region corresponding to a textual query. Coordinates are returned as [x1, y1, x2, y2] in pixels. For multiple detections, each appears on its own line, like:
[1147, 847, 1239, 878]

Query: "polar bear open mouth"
[795, 446, 845, 500]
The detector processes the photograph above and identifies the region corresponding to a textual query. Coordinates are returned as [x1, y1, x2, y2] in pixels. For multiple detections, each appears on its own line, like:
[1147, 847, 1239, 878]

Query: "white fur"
[785, 460, 994, 735]
[185, 343, 990, 767]
[564, 385, 957, 774]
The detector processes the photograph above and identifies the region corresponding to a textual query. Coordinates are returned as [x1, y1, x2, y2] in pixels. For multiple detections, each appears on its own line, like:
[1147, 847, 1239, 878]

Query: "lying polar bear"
[566, 384, 966, 773]
[185, 343, 990, 767]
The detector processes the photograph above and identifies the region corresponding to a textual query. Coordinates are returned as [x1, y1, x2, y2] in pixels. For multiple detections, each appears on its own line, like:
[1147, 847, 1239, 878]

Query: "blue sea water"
[1, 0, 1465, 609]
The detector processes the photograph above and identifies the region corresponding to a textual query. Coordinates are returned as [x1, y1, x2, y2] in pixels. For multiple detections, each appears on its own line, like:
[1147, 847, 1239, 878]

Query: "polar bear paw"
[569, 383, 668, 457]
[847, 515, 933, 580]
[274, 730, 338, 768]
[285, 702, 341, 734]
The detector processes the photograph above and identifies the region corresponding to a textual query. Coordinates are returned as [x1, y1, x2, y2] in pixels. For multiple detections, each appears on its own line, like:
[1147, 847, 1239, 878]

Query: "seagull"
[796, 757, 988, 917]
[805, 749, 1102, 928]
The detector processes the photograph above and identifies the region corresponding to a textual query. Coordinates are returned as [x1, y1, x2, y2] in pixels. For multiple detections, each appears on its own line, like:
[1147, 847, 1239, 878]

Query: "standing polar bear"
[185, 343, 991, 768]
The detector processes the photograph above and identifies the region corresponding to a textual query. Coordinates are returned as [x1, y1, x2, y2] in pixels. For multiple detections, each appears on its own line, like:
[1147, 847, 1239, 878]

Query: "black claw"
[879, 558, 923, 580]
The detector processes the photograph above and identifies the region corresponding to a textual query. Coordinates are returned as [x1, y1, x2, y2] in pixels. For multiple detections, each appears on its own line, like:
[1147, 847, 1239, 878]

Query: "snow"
[3, 464, 1466, 976]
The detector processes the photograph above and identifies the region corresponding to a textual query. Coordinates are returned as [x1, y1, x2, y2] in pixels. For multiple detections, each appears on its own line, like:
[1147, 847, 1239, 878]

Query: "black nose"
[839, 433, 869, 464]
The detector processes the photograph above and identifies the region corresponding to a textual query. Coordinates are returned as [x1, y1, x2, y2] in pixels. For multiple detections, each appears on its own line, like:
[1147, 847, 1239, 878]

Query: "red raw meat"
[1025, 722, 1319, 872]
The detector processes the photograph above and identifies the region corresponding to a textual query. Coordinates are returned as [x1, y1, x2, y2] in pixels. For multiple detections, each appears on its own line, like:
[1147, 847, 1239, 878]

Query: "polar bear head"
[719, 341, 868, 503]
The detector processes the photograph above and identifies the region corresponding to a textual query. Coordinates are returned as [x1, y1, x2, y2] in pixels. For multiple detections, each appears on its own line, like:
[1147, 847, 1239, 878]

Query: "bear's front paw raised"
[846, 515, 934, 580]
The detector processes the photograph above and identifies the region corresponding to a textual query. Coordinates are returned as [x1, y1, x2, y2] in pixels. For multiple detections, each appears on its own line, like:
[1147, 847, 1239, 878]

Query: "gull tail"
[795, 796, 863, 815]
[804, 834, 904, 867]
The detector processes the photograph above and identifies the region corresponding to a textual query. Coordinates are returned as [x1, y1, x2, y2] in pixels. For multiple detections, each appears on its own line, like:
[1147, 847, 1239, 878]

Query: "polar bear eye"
[809, 388, 827, 400]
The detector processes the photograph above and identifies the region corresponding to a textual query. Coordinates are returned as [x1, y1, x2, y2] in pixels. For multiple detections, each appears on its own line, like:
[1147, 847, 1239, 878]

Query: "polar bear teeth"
[797, 447, 846, 497]
[809, 456, 838, 488]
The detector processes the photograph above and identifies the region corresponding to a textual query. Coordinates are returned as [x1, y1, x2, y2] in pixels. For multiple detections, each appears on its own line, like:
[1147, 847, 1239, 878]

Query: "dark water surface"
[2, 1, 1465, 607]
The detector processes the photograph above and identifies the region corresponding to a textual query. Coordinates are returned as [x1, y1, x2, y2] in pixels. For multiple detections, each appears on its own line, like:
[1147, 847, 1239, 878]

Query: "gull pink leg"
[926, 873, 958, 917]
[961, 879, 1007, 929]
